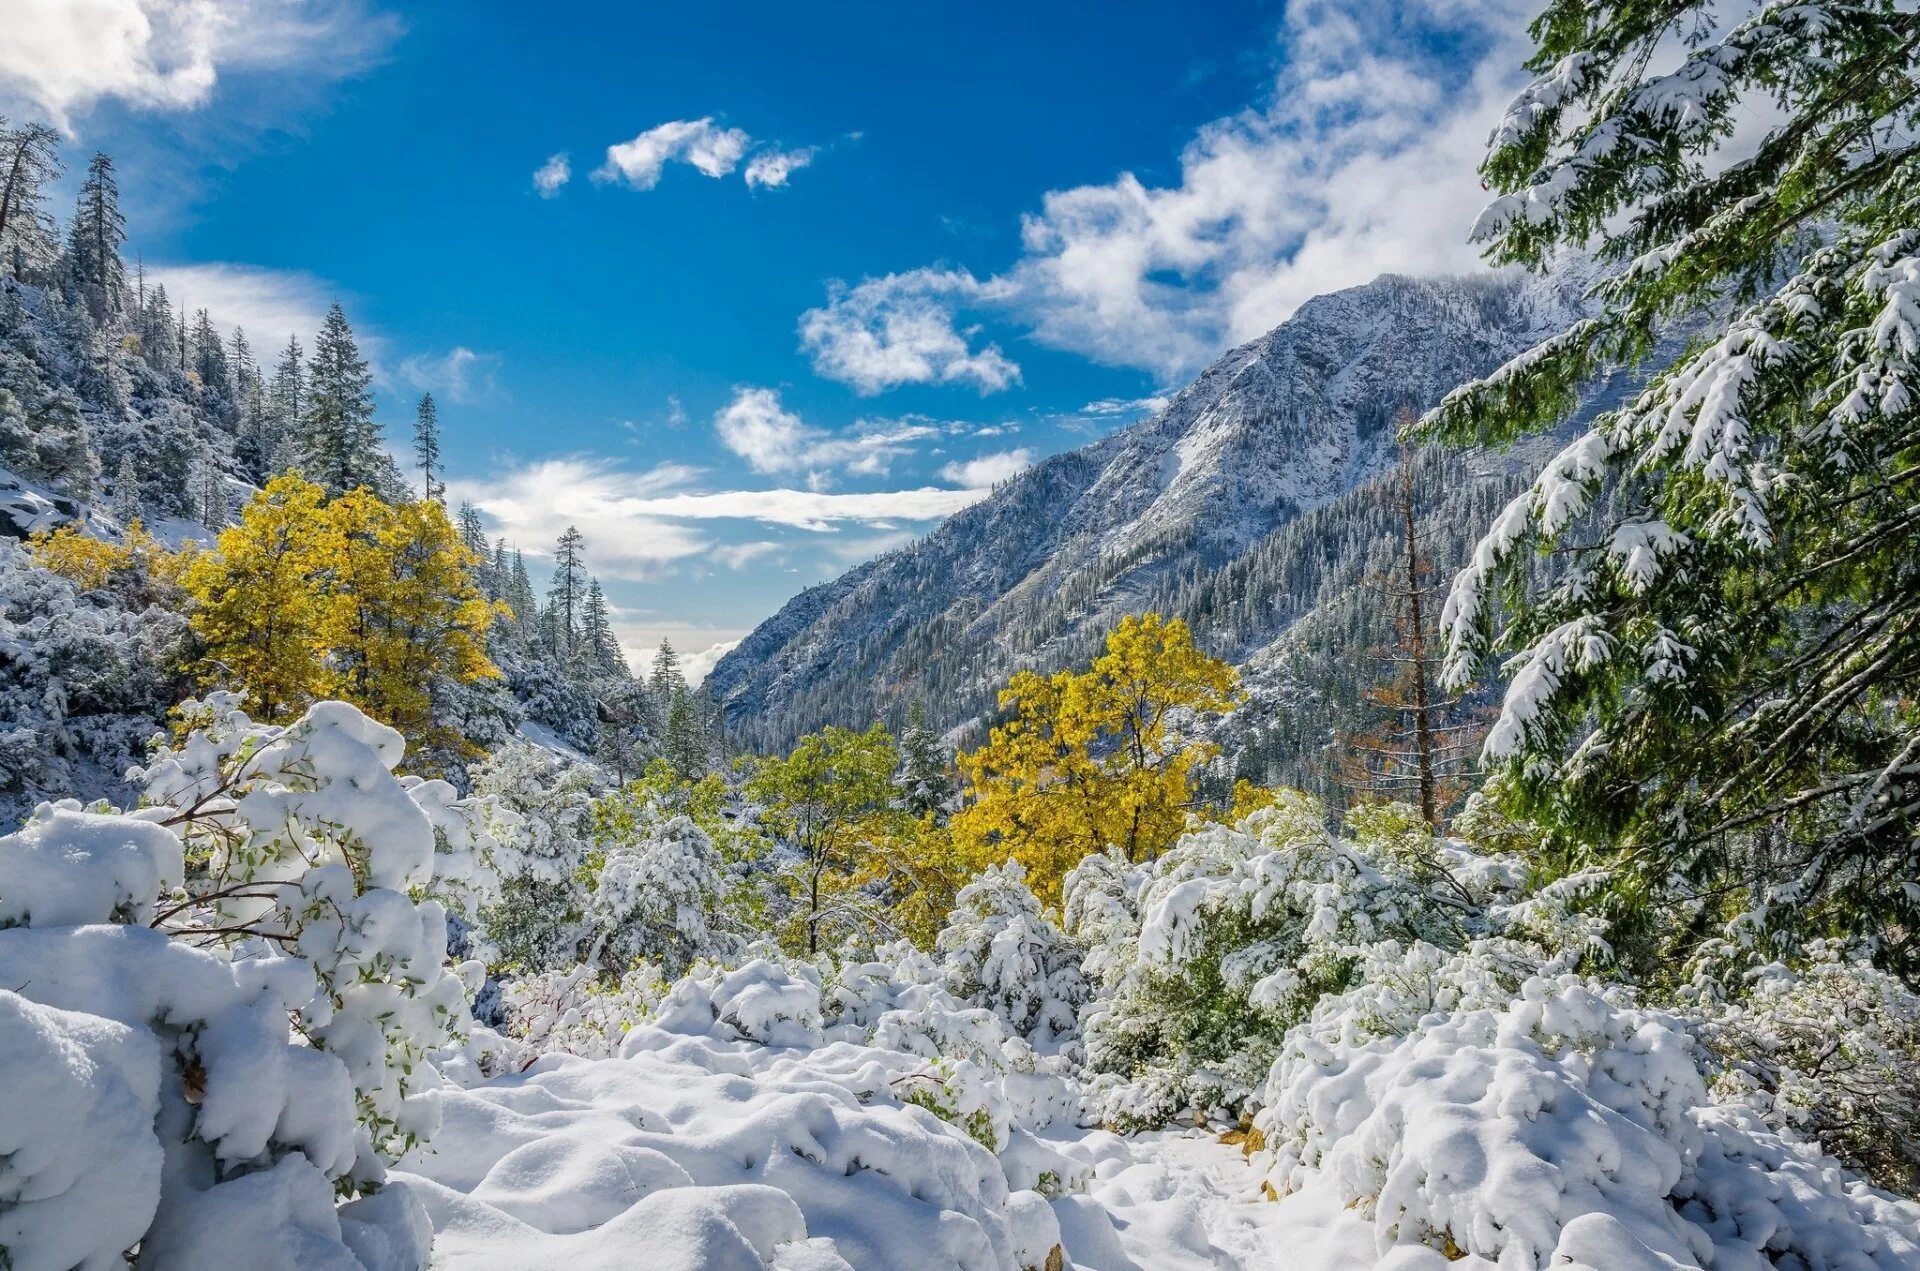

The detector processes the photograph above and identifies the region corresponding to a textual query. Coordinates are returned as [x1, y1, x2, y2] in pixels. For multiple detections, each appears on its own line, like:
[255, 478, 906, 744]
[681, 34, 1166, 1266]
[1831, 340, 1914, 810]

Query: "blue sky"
[3, 0, 1532, 676]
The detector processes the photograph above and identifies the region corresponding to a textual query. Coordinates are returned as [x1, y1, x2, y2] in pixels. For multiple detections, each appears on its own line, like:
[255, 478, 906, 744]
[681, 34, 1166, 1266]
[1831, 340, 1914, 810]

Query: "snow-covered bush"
[1252, 972, 1920, 1269]
[495, 963, 668, 1061]
[1703, 944, 1920, 1193]
[467, 739, 600, 972]
[583, 797, 735, 977]
[0, 535, 186, 826]
[133, 693, 481, 1167]
[1065, 793, 1505, 1127]
[936, 860, 1086, 1054]
[0, 693, 483, 1268]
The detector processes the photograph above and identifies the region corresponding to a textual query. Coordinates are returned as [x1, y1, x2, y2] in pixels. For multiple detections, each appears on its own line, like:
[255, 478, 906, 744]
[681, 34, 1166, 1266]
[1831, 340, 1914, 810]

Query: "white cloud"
[798, 0, 1536, 384]
[591, 120, 826, 193]
[593, 118, 753, 190]
[0, 0, 401, 131]
[613, 628, 746, 685]
[713, 387, 939, 478]
[532, 152, 570, 197]
[1081, 395, 1169, 417]
[744, 146, 816, 189]
[445, 458, 714, 581]
[939, 448, 1033, 488]
[145, 262, 347, 357]
[714, 541, 783, 570]
[446, 455, 994, 578]
[399, 345, 500, 403]
[798, 270, 1022, 396]
[631, 486, 987, 532]
[678, 639, 741, 685]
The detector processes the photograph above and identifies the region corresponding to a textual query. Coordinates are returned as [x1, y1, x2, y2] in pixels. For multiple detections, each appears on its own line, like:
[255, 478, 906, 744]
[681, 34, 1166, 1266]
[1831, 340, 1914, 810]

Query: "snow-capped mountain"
[708, 268, 1592, 760]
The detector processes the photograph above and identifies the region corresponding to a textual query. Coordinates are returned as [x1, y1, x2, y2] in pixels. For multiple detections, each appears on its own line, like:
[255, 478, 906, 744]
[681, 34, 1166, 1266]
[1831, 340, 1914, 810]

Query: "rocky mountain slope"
[708, 266, 1615, 769]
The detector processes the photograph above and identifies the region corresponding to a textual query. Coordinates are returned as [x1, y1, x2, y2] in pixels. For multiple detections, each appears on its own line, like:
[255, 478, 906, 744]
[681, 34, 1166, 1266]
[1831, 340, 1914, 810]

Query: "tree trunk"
[1399, 458, 1438, 828]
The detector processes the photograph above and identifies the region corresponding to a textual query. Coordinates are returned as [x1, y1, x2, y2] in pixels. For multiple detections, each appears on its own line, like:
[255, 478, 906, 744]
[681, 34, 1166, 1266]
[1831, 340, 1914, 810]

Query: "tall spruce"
[897, 700, 955, 822]
[413, 392, 444, 502]
[65, 152, 126, 321]
[301, 303, 379, 494]
[0, 122, 61, 279]
[1425, 0, 1920, 979]
[546, 525, 587, 657]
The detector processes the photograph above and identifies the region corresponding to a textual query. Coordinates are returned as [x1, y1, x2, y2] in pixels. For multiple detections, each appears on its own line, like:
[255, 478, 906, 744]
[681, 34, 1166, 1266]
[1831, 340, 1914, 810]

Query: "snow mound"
[1254, 973, 1920, 1269]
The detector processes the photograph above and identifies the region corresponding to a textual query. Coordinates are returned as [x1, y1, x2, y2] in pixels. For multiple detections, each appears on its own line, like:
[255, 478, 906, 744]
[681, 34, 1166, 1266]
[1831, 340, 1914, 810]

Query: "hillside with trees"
[4, 3, 1920, 1267]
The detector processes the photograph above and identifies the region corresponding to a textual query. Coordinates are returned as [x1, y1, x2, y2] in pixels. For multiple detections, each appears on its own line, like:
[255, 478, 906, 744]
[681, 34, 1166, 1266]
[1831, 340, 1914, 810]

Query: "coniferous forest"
[4, 3, 1920, 1269]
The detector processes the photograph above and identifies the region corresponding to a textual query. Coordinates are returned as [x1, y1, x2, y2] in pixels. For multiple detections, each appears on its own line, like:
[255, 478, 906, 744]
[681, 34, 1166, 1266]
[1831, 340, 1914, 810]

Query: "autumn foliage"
[953, 613, 1238, 903]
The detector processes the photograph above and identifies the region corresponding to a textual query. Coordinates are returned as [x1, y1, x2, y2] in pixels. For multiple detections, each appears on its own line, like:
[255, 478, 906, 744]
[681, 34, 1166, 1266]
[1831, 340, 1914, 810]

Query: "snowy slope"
[708, 269, 1589, 751]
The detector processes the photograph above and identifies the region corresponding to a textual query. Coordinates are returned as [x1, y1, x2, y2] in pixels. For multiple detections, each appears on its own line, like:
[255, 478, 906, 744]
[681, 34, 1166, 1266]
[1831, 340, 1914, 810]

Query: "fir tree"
[268, 334, 305, 470]
[897, 700, 955, 822]
[190, 309, 235, 430]
[546, 525, 587, 657]
[65, 152, 126, 321]
[664, 684, 708, 781]
[1426, 0, 1920, 978]
[301, 303, 380, 494]
[508, 549, 536, 626]
[109, 452, 141, 526]
[0, 121, 61, 280]
[581, 578, 623, 673]
[413, 393, 443, 503]
[139, 284, 176, 373]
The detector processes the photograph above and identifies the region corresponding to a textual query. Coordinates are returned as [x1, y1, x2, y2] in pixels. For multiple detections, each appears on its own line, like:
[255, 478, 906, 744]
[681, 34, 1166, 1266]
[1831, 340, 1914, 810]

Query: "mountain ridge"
[708, 266, 1595, 760]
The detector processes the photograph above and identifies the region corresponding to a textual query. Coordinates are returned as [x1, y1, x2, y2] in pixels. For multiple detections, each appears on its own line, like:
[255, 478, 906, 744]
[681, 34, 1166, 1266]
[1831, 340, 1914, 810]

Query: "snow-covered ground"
[403, 1026, 1332, 1271]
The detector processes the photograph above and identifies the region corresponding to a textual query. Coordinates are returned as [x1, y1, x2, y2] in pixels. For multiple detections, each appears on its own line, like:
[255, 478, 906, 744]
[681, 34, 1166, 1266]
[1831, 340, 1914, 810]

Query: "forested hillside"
[0, 132, 723, 824]
[709, 265, 1640, 800]
[5, 3, 1920, 1267]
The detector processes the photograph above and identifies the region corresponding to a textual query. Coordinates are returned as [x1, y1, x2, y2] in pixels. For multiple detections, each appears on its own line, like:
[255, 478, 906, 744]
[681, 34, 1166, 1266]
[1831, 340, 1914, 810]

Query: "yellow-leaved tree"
[182, 476, 335, 721]
[322, 488, 501, 747]
[181, 473, 500, 752]
[953, 613, 1239, 903]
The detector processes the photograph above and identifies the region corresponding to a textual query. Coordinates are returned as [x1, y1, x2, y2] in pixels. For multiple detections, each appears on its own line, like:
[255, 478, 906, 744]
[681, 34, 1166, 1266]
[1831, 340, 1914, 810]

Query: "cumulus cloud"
[0, 0, 401, 131]
[744, 146, 817, 189]
[938, 448, 1033, 489]
[532, 152, 570, 197]
[713, 387, 940, 478]
[799, 0, 1535, 385]
[798, 270, 1022, 395]
[400, 346, 500, 403]
[678, 638, 741, 685]
[145, 262, 350, 358]
[594, 118, 751, 189]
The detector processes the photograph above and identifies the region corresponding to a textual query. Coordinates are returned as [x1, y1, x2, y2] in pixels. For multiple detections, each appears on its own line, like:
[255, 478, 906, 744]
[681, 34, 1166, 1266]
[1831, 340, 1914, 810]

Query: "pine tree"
[0, 121, 62, 280]
[302, 303, 379, 494]
[546, 525, 586, 657]
[1426, 0, 1920, 977]
[665, 685, 708, 781]
[267, 334, 305, 470]
[413, 393, 443, 503]
[65, 152, 126, 321]
[190, 309, 235, 429]
[110, 452, 141, 527]
[139, 284, 176, 373]
[193, 445, 227, 530]
[897, 700, 955, 822]
[581, 578, 624, 673]
[1331, 445, 1484, 826]
[508, 549, 536, 625]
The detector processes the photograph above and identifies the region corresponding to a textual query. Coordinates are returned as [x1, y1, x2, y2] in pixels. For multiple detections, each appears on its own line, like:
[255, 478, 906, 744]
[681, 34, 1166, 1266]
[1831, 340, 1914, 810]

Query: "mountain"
[708, 266, 1620, 784]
